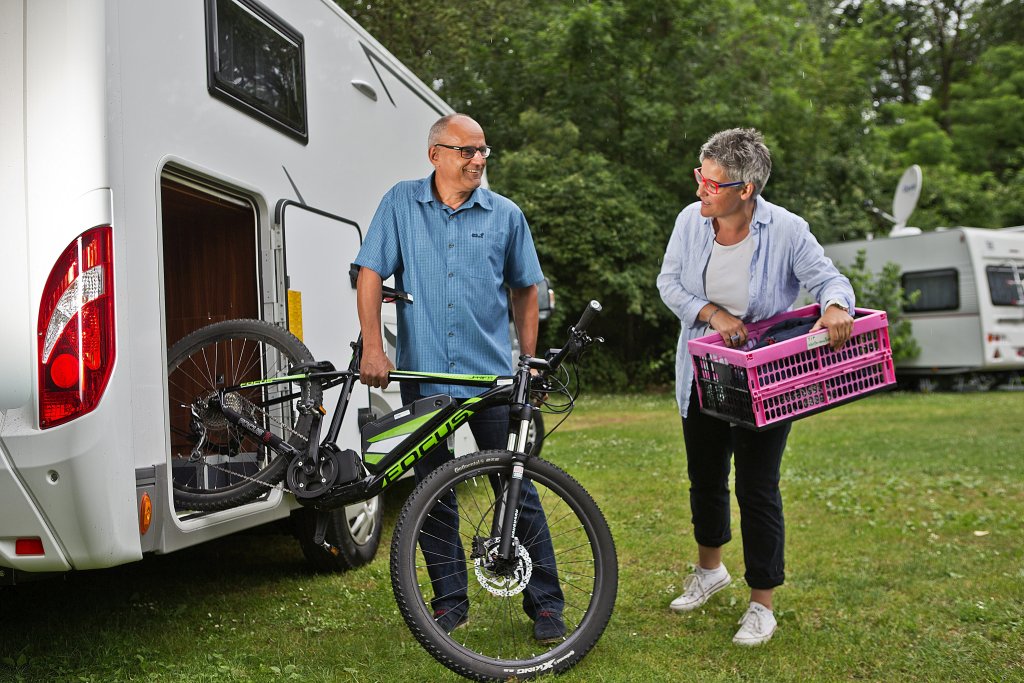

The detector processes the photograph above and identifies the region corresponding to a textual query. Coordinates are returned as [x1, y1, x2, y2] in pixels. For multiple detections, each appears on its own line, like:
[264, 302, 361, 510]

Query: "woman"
[657, 128, 855, 646]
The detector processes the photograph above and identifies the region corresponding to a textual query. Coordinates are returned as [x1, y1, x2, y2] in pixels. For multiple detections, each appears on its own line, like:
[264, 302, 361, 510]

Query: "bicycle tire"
[167, 319, 322, 511]
[525, 410, 544, 458]
[390, 450, 617, 681]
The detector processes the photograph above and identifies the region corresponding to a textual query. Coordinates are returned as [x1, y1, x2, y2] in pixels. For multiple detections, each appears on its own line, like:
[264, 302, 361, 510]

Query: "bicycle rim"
[166, 319, 321, 512]
[391, 450, 617, 681]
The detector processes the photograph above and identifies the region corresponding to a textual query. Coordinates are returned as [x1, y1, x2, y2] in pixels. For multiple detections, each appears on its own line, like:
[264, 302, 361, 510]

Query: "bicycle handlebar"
[540, 300, 602, 373]
[574, 300, 602, 333]
[382, 285, 413, 304]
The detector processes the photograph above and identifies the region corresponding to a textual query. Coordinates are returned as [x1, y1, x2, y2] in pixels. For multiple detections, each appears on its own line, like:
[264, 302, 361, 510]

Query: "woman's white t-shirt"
[705, 232, 755, 319]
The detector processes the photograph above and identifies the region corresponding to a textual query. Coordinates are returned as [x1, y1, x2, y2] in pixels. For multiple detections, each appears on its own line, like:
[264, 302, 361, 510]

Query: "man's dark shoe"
[533, 610, 566, 643]
[433, 608, 469, 634]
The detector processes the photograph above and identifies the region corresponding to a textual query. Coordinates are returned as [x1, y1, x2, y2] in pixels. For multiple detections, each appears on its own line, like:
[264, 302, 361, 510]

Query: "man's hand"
[359, 345, 394, 389]
[811, 304, 854, 349]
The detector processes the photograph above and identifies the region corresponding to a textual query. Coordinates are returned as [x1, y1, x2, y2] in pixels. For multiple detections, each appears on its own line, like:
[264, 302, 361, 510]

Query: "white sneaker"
[732, 602, 777, 646]
[669, 565, 731, 612]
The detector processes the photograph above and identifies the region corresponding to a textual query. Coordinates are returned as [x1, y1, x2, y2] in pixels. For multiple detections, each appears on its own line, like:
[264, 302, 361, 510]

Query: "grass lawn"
[1, 391, 1022, 682]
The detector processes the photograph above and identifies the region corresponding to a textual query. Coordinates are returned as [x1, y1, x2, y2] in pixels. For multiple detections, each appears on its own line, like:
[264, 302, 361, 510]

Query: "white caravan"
[0, 0, 454, 581]
[824, 228, 1024, 388]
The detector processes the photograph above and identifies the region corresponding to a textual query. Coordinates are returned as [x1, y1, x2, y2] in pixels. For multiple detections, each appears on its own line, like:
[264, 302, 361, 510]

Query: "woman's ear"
[740, 182, 756, 201]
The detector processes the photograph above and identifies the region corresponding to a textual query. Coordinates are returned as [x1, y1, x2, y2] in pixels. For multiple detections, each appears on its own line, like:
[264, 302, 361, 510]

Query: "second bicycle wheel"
[391, 450, 617, 681]
[167, 319, 322, 512]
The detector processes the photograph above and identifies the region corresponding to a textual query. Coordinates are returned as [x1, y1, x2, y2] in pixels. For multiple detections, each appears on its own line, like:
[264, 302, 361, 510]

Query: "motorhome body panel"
[824, 228, 1024, 375]
[2, 0, 453, 573]
[0, 0, 32, 410]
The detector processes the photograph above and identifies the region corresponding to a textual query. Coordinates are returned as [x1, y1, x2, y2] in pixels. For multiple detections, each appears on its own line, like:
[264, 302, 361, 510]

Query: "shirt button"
[450, 362, 456, 368]
[448, 303, 454, 308]
[448, 331, 455, 337]
[448, 243, 454, 248]
[448, 272, 454, 278]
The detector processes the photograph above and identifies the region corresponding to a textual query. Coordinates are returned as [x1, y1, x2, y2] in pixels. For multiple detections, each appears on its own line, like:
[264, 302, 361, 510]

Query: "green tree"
[839, 250, 920, 363]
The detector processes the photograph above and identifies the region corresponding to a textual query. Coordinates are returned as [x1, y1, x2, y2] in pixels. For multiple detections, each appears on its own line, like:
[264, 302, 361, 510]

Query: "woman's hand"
[711, 309, 748, 349]
[811, 305, 854, 349]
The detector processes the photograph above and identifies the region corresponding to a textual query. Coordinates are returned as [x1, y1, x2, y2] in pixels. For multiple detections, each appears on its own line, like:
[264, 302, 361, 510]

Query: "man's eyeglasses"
[435, 143, 492, 159]
[694, 168, 746, 194]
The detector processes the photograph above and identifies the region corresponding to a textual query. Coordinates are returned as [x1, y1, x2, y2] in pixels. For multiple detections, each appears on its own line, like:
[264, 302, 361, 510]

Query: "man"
[354, 113, 565, 642]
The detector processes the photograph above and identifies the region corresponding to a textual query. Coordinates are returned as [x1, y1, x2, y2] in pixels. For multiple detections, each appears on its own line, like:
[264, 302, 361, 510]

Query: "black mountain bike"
[165, 293, 617, 681]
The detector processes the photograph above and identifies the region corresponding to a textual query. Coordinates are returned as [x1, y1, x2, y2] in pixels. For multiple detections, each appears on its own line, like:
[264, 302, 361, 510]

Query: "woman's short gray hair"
[699, 128, 772, 196]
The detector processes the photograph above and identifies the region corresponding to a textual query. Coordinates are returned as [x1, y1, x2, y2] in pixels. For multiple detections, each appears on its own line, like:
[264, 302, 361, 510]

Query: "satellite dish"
[888, 165, 922, 236]
[892, 165, 922, 226]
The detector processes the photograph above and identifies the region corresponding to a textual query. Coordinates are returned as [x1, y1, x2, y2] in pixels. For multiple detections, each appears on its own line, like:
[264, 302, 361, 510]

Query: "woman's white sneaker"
[669, 565, 731, 612]
[732, 602, 777, 646]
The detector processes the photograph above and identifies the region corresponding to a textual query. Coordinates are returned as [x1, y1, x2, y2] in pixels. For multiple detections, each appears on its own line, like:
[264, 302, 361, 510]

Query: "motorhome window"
[902, 269, 959, 312]
[986, 265, 1024, 306]
[206, 0, 307, 143]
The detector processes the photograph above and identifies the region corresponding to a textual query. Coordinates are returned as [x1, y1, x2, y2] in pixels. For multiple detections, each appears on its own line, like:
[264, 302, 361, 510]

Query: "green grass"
[2, 392, 1023, 682]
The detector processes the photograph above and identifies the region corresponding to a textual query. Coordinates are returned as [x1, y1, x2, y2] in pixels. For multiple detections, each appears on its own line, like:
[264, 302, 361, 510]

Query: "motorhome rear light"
[15, 538, 45, 556]
[37, 226, 116, 429]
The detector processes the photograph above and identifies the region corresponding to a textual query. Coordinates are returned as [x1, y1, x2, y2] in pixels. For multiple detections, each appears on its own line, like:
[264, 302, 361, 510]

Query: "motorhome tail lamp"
[37, 226, 116, 428]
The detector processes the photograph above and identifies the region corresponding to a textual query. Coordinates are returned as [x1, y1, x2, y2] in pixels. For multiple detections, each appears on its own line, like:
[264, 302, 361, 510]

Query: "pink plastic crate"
[687, 304, 896, 429]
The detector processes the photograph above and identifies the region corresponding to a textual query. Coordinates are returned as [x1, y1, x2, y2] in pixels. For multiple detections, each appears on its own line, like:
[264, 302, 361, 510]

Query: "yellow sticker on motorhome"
[287, 290, 303, 342]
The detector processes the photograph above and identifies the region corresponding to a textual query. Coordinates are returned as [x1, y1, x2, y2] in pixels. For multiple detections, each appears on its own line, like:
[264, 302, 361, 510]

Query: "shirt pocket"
[464, 231, 505, 282]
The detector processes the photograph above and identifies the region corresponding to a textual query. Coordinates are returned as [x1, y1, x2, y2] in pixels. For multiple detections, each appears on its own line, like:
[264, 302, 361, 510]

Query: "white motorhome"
[0, 0, 454, 582]
[824, 228, 1024, 388]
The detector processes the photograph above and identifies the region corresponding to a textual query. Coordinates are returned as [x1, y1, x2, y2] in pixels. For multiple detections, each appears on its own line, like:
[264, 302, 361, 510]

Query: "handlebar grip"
[574, 300, 602, 332]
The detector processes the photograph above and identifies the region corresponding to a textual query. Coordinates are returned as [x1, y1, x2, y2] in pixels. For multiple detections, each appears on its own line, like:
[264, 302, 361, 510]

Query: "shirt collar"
[416, 172, 493, 211]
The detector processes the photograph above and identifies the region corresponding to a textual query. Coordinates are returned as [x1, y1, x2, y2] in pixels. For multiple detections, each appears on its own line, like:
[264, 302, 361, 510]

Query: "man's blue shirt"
[355, 174, 544, 397]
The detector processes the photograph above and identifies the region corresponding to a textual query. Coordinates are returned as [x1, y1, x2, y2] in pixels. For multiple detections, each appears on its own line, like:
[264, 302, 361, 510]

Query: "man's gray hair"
[428, 113, 472, 147]
[699, 128, 772, 196]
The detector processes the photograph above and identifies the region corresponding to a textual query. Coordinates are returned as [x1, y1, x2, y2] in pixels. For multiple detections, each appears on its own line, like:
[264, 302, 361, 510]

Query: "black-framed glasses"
[435, 143, 492, 159]
[694, 167, 746, 194]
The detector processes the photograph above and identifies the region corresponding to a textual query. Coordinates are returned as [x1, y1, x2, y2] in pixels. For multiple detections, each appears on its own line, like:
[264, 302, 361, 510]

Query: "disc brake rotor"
[473, 537, 533, 597]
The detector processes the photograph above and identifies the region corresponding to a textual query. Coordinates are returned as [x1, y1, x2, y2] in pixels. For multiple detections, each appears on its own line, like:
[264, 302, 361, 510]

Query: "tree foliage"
[336, 0, 1024, 390]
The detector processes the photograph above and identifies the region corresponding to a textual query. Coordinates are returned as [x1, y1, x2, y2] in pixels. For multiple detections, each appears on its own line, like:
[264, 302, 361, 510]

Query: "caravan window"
[902, 269, 959, 312]
[986, 265, 1024, 306]
[206, 0, 308, 143]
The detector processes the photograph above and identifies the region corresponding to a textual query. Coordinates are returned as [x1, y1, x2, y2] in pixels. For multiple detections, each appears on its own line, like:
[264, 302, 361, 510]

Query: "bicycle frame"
[209, 348, 539, 506]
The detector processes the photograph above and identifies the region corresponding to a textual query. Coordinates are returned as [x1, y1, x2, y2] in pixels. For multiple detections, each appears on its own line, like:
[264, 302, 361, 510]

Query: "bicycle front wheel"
[391, 450, 617, 681]
[167, 319, 322, 512]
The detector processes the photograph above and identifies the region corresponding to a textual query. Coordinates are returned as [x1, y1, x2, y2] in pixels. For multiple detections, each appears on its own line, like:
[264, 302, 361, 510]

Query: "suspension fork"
[493, 364, 535, 561]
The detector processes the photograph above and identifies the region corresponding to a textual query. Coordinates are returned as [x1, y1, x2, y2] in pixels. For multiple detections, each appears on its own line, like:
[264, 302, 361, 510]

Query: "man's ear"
[740, 182, 756, 201]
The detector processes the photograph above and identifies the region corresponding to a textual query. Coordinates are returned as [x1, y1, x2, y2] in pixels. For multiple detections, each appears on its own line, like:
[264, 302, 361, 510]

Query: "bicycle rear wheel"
[390, 450, 617, 681]
[167, 319, 322, 512]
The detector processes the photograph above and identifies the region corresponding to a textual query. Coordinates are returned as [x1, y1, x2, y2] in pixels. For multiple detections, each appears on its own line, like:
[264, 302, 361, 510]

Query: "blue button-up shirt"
[355, 174, 544, 397]
[657, 196, 855, 417]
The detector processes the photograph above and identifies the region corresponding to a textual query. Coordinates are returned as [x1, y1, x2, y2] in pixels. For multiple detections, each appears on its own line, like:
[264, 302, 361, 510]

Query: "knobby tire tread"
[390, 450, 617, 682]
[167, 319, 320, 512]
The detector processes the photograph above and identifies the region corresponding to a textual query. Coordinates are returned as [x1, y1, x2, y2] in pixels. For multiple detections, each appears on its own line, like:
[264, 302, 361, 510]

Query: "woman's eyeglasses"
[694, 168, 746, 194]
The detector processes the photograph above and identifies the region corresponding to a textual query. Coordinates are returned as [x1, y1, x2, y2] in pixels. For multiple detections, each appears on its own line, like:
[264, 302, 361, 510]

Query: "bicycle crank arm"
[312, 510, 341, 556]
